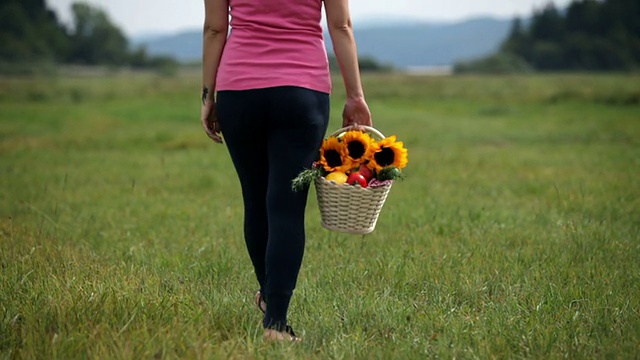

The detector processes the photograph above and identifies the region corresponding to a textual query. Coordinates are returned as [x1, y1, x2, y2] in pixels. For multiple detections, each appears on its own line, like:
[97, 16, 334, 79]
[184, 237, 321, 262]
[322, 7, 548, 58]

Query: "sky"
[46, 0, 574, 37]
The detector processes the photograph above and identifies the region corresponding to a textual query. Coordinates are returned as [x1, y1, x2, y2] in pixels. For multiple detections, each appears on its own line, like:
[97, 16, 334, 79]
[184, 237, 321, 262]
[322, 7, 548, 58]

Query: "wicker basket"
[314, 126, 393, 234]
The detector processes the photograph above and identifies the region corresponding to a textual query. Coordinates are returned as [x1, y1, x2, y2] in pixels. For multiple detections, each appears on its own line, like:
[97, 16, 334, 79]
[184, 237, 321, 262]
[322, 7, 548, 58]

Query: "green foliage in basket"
[377, 166, 404, 181]
[291, 166, 325, 192]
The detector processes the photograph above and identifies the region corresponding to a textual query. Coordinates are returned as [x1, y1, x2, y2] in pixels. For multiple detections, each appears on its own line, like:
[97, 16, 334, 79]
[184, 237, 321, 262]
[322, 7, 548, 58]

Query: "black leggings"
[216, 86, 330, 330]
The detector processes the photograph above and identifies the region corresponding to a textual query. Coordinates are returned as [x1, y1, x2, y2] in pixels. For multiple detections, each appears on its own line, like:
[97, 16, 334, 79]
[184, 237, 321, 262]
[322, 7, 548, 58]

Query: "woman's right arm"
[324, 0, 372, 127]
[201, 0, 229, 143]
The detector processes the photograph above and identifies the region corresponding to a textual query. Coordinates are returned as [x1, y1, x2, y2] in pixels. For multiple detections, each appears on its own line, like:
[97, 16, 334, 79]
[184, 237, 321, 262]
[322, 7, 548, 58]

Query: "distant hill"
[133, 17, 512, 68]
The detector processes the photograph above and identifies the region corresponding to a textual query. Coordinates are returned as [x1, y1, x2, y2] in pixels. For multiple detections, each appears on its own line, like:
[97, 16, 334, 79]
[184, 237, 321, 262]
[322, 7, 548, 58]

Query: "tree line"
[0, 0, 391, 75]
[14, 0, 635, 75]
[0, 0, 176, 73]
[456, 0, 640, 73]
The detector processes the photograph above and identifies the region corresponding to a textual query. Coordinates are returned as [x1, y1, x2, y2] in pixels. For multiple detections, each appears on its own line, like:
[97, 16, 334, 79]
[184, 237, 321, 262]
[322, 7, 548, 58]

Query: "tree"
[496, 0, 640, 71]
[68, 2, 129, 65]
[0, 0, 180, 72]
[0, 0, 69, 63]
[501, 17, 530, 60]
[530, 3, 564, 41]
[565, 0, 602, 35]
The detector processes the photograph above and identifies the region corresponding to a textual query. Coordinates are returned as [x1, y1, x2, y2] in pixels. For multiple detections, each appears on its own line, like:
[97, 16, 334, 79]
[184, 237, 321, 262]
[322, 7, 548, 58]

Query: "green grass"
[1, 70, 639, 359]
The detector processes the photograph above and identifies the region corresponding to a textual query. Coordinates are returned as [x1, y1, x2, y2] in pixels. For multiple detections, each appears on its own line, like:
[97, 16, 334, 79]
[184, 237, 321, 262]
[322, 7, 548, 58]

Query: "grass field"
[1, 70, 639, 359]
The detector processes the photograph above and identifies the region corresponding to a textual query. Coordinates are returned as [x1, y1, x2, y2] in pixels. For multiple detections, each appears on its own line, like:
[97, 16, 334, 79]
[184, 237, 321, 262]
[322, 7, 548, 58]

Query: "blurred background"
[1, 1, 639, 357]
[1, 0, 638, 75]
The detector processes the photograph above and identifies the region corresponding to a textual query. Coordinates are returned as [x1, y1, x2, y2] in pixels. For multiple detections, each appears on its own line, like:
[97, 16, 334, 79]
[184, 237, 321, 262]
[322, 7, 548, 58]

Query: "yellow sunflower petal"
[369, 136, 408, 172]
[319, 136, 352, 173]
[342, 131, 374, 165]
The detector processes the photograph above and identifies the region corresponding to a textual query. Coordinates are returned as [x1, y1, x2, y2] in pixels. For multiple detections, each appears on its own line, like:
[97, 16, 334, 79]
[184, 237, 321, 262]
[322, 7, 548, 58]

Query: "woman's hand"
[201, 100, 223, 143]
[342, 97, 372, 128]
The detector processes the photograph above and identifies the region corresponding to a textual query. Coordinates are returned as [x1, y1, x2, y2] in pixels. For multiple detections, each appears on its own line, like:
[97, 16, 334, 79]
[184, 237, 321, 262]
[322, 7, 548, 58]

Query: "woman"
[201, 0, 372, 341]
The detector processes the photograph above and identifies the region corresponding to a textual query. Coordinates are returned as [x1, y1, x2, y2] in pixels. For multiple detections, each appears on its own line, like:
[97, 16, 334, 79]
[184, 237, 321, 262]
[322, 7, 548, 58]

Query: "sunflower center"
[374, 147, 395, 167]
[347, 141, 365, 159]
[325, 150, 343, 168]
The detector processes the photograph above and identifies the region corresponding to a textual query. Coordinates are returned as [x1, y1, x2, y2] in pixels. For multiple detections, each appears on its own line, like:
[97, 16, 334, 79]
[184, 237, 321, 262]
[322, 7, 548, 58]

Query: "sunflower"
[319, 137, 352, 173]
[341, 130, 374, 166]
[368, 136, 408, 172]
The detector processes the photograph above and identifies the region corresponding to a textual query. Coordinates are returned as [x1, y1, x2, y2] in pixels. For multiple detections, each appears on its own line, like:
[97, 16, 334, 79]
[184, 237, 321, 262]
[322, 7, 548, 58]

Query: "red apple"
[358, 165, 374, 181]
[347, 172, 368, 187]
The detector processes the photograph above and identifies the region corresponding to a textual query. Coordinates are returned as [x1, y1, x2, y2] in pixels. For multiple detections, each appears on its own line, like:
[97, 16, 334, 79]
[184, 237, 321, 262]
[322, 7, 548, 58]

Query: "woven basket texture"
[314, 176, 392, 234]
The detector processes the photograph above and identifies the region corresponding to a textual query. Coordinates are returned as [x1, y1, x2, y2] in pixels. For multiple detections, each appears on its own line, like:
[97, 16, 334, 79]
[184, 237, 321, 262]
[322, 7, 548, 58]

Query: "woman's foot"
[263, 325, 302, 342]
[255, 291, 267, 314]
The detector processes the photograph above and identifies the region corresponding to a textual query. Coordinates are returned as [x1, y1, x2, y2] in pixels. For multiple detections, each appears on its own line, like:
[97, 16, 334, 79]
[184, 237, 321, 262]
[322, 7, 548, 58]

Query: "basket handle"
[328, 125, 386, 140]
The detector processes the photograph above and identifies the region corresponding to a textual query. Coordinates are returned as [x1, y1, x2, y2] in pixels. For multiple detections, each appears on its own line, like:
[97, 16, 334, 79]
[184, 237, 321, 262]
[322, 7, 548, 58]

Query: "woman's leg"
[216, 86, 330, 332]
[216, 90, 270, 293]
[261, 86, 330, 331]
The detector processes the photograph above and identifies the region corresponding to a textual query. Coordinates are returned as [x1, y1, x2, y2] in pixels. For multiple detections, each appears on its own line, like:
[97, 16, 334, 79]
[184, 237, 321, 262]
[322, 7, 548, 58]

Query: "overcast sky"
[46, 0, 573, 36]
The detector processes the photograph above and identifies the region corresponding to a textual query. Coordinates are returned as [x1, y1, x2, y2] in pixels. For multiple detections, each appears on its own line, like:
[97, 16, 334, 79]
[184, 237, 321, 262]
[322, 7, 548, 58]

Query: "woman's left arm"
[201, 0, 229, 143]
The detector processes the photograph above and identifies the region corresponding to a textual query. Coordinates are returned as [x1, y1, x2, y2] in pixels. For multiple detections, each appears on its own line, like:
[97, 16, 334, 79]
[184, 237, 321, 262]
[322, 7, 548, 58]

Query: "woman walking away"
[201, 0, 372, 342]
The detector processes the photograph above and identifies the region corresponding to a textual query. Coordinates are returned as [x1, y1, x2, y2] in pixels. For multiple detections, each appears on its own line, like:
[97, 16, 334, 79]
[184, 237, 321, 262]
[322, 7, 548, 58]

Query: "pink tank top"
[216, 0, 331, 94]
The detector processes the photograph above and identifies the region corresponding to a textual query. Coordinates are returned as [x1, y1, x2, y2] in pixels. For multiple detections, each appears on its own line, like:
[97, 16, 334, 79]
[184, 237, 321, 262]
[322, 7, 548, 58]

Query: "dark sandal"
[255, 291, 267, 314]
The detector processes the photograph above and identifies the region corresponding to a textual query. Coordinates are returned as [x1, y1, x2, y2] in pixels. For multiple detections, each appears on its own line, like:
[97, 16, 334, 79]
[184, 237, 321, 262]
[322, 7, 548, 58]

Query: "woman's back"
[216, 0, 332, 94]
